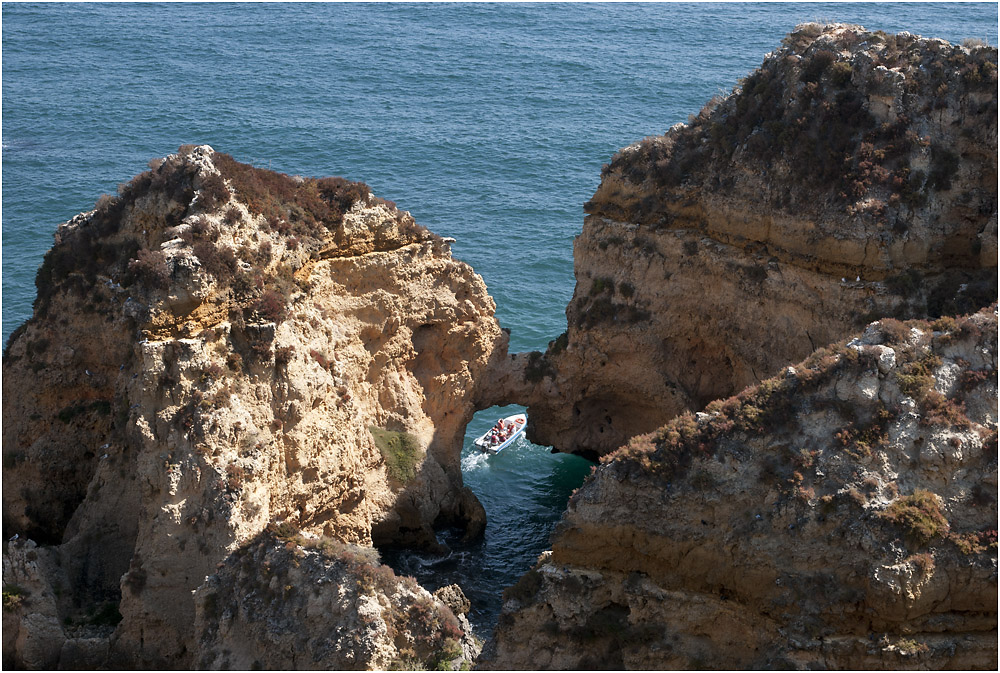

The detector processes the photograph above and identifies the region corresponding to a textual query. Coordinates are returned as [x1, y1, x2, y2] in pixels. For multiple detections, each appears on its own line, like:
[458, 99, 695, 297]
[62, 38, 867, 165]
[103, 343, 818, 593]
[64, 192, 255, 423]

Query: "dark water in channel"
[381, 405, 593, 635]
[3, 1, 996, 637]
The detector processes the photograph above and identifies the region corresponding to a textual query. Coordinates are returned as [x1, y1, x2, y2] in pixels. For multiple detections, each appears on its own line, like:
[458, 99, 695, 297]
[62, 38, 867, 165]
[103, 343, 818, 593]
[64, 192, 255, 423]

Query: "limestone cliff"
[2, 145, 503, 668]
[484, 308, 998, 670]
[506, 25, 997, 459]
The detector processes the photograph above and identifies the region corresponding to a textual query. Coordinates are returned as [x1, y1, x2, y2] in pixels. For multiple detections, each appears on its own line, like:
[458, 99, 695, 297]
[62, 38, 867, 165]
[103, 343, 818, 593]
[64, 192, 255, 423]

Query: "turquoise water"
[384, 405, 593, 632]
[3, 2, 996, 635]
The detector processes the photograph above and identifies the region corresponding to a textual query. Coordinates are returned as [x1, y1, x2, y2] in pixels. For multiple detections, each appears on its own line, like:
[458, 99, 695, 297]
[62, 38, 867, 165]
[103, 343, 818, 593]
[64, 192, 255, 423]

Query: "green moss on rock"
[370, 426, 421, 483]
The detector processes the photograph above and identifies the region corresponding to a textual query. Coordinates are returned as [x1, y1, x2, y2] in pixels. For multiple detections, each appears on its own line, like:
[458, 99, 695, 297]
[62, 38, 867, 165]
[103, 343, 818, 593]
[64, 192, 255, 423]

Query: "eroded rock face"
[2, 541, 65, 670]
[510, 25, 997, 458]
[484, 309, 998, 670]
[2, 145, 503, 667]
[193, 531, 480, 670]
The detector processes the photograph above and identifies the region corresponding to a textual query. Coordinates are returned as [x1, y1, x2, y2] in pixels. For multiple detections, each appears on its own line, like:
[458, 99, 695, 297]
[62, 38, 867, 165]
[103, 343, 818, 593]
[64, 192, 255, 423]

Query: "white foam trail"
[461, 450, 490, 472]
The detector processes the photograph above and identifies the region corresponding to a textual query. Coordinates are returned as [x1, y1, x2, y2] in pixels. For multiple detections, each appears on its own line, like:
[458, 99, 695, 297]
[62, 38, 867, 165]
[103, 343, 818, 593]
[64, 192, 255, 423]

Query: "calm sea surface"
[3, 2, 996, 635]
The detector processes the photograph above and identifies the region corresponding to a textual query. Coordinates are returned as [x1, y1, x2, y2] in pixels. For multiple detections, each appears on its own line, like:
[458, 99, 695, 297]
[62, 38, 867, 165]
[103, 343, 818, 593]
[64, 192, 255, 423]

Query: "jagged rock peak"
[587, 24, 997, 274]
[30, 144, 439, 335]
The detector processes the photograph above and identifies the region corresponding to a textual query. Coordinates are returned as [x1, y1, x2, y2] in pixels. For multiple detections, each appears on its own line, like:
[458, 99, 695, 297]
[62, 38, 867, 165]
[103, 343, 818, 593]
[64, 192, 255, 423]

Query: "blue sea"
[3, 2, 996, 635]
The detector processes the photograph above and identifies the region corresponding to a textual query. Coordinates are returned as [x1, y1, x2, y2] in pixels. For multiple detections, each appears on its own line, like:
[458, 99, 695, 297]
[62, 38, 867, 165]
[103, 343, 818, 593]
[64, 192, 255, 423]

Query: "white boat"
[473, 413, 527, 454]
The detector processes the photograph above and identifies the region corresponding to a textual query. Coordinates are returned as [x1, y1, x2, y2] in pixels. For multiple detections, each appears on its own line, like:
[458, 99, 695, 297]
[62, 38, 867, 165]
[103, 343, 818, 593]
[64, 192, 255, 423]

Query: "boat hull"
[473, 413, 527, 454]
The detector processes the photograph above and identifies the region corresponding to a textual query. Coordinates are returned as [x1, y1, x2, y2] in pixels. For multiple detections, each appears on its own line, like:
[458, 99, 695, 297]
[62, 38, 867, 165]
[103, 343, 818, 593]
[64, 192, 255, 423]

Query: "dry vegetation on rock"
[587, 24, 997, 237]
[194, 529, 477, 670]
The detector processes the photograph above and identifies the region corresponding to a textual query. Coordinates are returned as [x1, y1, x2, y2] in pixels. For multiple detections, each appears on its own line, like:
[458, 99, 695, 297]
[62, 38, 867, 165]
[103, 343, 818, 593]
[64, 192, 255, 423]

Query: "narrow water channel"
[380, 404, 593, 637]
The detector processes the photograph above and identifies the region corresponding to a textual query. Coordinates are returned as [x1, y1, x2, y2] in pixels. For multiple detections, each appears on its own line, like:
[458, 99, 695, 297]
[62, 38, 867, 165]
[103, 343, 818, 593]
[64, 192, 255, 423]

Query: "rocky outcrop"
[507, 25, 997, 459]
[481, 24, 999, 671]
[484, 309, 998, 670]
[192, 530, 480, 670]
[2, 145, 502, 668]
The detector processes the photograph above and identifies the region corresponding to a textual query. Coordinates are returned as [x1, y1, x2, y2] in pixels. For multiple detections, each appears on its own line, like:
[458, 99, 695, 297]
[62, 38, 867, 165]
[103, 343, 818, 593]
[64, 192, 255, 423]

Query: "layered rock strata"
[484, 309, 998, 670]
[2, 145, 503, 668]
[509, 24, 998, 459]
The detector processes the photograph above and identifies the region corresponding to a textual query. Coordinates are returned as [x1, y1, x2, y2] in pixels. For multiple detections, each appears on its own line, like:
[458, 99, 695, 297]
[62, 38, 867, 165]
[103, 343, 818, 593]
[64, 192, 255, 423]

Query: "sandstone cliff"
[505, 24, 997, 459]
[484, 308, 998, 669]
[2, 145, 503, 668]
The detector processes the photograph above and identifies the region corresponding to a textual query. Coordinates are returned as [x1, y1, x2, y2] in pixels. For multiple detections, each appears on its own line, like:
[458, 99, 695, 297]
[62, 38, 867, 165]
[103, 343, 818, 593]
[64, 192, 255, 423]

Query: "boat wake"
[461, 450, 491, 472]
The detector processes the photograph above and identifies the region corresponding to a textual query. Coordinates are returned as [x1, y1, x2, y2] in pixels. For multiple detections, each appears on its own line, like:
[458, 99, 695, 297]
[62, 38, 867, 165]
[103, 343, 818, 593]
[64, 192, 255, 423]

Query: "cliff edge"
[501, 24, 997, 459]
[481, 24, 998, 672]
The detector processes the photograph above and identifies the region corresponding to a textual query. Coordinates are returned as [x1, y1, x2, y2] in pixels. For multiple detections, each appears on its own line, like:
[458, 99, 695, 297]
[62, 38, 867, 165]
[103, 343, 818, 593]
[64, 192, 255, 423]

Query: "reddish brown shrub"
[198, 362, 225, 384]
[908, 552, 934, 573]
[274, 346, 295, 368]
[191, 216, 214, 240]
[921, 390, 971, 428]
[883, 489, 950, 545]
[198, 173, 230, 211]
[949, 528, 996, 555]
[128, 249, 171, 289]
[252, 289, 286, 323]
[879, 318, 912, 344]
[231, 270, 263, 298]
[222, 205, 242, 226]
[193, 241, 238, 279]
[226, 352, 243, 373]
[225, 462, 246, 492]
[213, 152, 370, 233]
[958, 369, 997, 392]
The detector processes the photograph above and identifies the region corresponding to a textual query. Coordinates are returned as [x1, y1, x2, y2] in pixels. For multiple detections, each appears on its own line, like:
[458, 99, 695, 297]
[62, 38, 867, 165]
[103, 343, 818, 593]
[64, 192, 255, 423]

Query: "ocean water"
[3, 2, 996, 636]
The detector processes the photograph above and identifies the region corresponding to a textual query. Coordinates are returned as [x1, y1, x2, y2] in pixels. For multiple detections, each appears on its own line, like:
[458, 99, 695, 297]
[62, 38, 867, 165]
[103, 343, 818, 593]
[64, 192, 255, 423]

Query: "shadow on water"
[379, 405, 593, 637]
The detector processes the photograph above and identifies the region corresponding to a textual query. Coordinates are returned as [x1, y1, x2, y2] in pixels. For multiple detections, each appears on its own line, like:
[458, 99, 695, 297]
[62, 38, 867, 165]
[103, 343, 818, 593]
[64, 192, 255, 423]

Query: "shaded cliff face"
[2, 145, 503, 668]
[511, 25, 997, 458]
[192, 530, 480, 670]
[484, 309, 998, 670]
